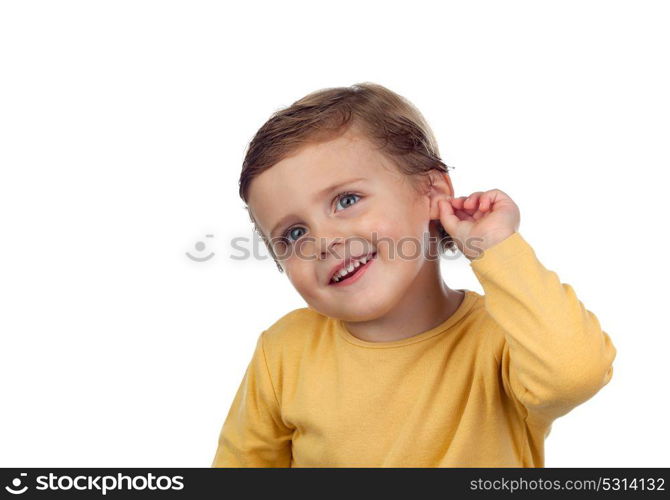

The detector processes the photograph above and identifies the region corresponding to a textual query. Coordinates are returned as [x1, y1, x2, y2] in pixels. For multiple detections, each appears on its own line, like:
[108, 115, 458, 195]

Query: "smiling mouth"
[329, 252, 377, 286]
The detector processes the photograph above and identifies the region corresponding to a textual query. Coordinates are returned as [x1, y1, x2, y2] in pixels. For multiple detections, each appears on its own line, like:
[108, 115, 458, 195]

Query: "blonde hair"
[239, 82, 455, 271]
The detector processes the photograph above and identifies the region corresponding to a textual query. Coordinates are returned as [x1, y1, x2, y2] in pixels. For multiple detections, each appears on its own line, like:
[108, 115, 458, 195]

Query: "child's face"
[247, 126, 450, 321]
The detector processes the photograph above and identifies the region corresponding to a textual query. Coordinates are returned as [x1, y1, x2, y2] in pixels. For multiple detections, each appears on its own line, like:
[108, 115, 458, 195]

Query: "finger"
[449, 196, 465, 210]
[464, 192, 485, 212]
[454, 208, 475, 222]
[479, 193, 491, 212]
[438, 199, 462, 235]
[471, 208, 487, 220]
[474, 190, 503, 213]
[483, 189, 507, 211]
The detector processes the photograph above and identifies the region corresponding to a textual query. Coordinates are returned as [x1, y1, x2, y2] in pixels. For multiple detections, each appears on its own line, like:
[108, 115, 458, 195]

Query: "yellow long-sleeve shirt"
[212, 232, 617, 467]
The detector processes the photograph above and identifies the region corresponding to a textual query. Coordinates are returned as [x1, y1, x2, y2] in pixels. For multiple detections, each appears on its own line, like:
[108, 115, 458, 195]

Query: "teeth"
[331, 253, 375, 283]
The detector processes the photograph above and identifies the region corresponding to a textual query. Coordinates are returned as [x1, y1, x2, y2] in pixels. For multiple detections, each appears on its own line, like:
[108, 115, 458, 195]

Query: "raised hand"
[438, 189, 521, 260]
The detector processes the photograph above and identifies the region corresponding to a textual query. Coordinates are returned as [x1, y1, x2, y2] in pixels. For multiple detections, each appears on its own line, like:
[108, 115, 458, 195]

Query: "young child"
[211, 82, 617, 467]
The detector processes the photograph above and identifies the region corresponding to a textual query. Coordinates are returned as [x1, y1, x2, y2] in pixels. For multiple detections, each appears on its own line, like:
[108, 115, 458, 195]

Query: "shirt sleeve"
[470, 231, 617, 428]
[211, 331, 293, 467]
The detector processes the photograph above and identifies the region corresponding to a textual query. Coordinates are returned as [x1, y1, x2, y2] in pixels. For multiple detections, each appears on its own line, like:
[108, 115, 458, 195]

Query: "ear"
[425, 170, 454, 221]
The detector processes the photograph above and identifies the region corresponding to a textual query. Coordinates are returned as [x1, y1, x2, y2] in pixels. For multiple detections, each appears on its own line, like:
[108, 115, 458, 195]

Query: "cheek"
[357, 216, 394, 258]
[360, 208, 426, 258]
[285, 259, 317, 293]
[356, 207, 397, 239]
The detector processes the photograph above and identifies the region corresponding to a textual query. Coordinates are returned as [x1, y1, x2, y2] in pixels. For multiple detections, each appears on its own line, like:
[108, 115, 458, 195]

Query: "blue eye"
[280, 192, 362, 246]
[336, 192, 360, 211]
[283, 226, 306, 244]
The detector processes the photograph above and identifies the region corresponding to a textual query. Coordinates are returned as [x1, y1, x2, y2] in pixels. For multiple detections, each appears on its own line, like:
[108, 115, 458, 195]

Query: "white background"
[1, 0, 668, 467]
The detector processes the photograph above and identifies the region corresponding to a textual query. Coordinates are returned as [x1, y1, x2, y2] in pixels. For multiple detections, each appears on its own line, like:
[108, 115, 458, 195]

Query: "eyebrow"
[268, 177, 367, 239]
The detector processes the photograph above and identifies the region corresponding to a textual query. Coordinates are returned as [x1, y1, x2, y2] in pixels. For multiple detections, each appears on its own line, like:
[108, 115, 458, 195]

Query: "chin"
[301, 260, 417, 321]
[321, 288, 401, 322]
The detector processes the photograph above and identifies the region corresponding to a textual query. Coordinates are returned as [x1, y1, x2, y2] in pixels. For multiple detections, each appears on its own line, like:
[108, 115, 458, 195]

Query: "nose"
[307, 220, 347, 261]
[316, 229, 368, 263]
[318, 234, 345, 261]
[308, 218, 364, 262]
